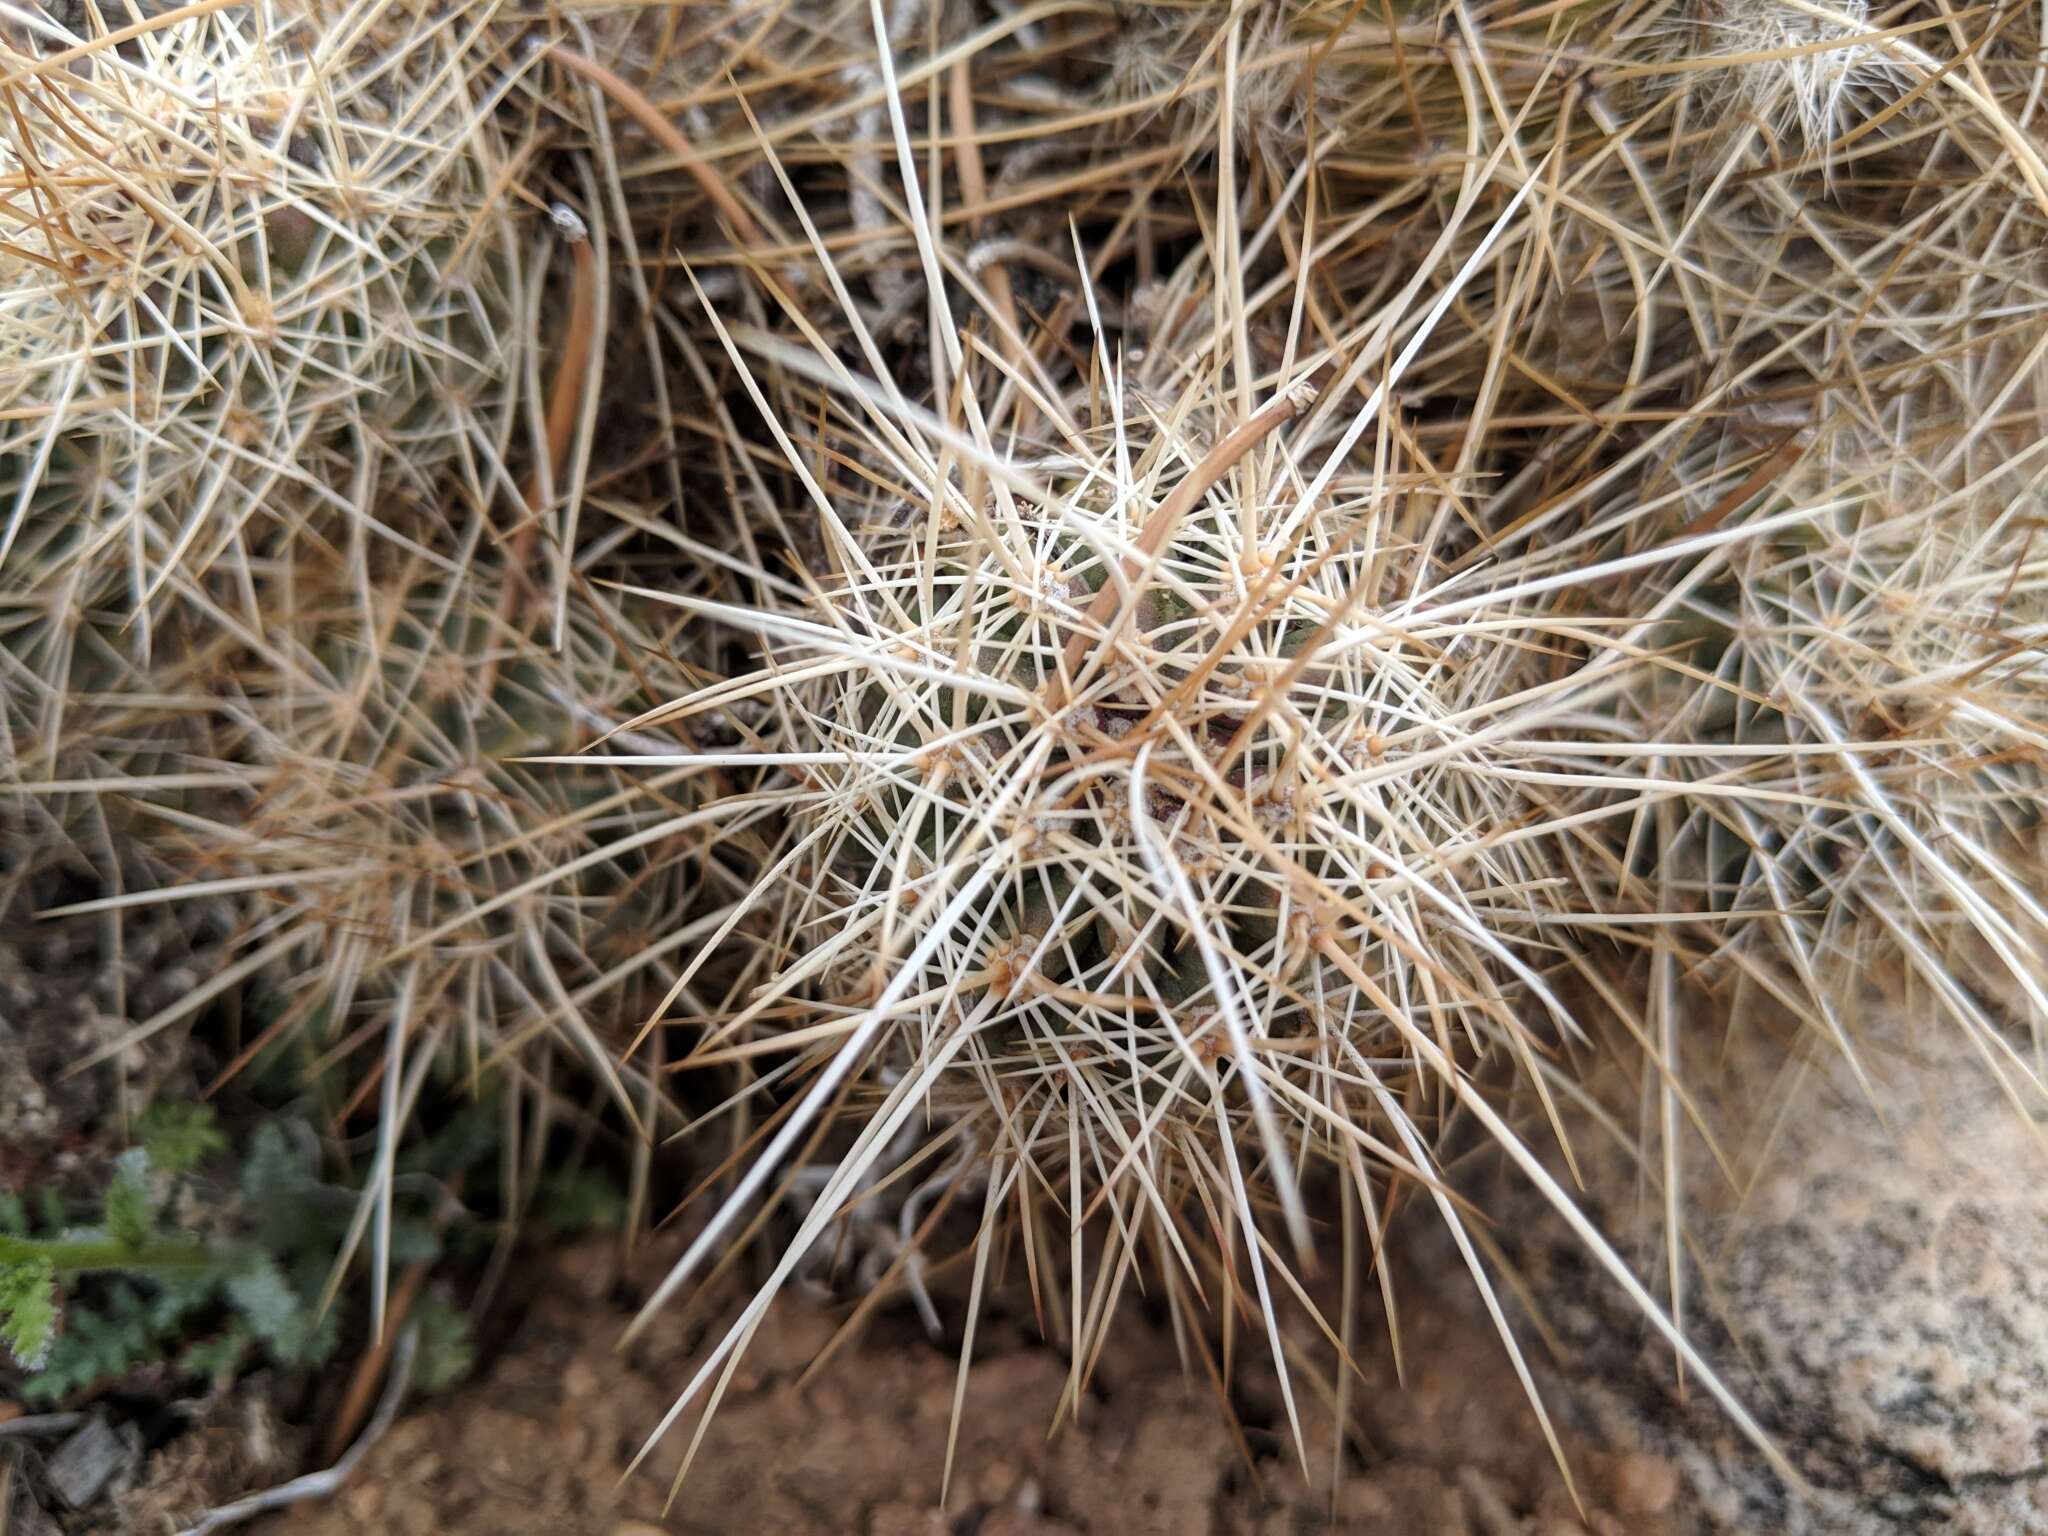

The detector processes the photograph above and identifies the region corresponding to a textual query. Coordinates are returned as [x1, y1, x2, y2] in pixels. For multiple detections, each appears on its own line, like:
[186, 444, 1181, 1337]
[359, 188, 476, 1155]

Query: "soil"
[250, 1230, 1680, 1536]
[0, 904, 1683, 1536]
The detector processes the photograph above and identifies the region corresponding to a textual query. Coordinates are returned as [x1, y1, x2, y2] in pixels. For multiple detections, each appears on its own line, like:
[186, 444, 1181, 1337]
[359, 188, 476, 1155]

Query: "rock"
[1491, 998, 2048, 1533]
[1603, 1451, 1679, 1516]
[44, 1416, 141, 1510]
[345, 1482, 386, 1522]
[977, 1458, 1021, 1502]
[1349, 1466, 1468, 1535]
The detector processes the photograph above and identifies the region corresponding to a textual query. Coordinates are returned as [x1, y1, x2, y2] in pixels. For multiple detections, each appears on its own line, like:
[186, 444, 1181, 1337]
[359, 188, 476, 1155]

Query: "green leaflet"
[0, 1256, 57, 1371]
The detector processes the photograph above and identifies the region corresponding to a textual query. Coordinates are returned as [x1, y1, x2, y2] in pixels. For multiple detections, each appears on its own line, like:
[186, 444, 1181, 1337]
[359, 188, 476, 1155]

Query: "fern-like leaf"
[140, 1102, 228, 1177]
[103, 1148, 156, 1250]
[0, 1257, 57, 1371]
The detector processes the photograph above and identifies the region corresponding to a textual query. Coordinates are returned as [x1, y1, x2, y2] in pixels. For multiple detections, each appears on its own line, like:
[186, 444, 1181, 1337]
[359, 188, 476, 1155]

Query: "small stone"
[554, 1239, 620, 1299]
[45, 1416, 139, 1510]
[382, 1418, 434, 1460]
[805, 1382, 853, 1420]
[1336, 1479, 1397, 1522]
[977, 1459, 1020, 1502]
[610, 1522, 674, 1536]
[344, 1482, 385, 1521]
[1605, 1451, 1678, 1515]
[563, 1358, 600, 1399]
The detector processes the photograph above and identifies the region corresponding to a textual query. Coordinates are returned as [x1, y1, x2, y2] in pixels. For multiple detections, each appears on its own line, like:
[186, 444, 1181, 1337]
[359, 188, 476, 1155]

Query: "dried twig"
[0, 1412, 85, 1440]
[173, 1324, 419, 1536]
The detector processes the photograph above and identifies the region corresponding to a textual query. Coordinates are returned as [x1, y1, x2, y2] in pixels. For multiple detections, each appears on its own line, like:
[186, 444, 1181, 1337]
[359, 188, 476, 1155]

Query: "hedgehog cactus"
[1652, 442, 2048, 1055]
[11, 543, 730, 1332]
[1672, 0, 1906, 164]
[1100, 0, 1364, 156]
[0, 0, 530, 633]
[562, 140, 1822, 1484]
[708, 361, 1589, 1269]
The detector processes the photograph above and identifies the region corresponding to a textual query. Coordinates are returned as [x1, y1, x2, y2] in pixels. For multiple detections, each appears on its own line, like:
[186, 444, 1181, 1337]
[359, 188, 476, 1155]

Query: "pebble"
[45, 1417, 139, 1510]
[344, 1482, 385, 1521]
[1606, 1451, 1679, 1515]
[977, 1459, 1020, 1502]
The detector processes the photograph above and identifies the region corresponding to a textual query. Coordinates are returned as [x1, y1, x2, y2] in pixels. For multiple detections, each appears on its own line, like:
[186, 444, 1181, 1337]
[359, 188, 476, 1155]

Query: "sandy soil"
[258, 1230, 1683, 1536]
[0, 902, 1691, 1535]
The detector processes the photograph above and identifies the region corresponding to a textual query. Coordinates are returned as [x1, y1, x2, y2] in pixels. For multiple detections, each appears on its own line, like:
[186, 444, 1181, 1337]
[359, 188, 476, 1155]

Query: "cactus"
[1660, 0, 1907, 166]
[561, 133, 1831, 1486]
[1645, 433, 2048, 1060]
[2, 0, 2044, 1513]
[9, 546, 724, 1325]
[0, 0, 530, 636]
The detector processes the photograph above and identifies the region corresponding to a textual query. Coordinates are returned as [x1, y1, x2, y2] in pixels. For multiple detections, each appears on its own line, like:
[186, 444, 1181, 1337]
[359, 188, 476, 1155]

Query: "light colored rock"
[1494, 999, 2048, 1533]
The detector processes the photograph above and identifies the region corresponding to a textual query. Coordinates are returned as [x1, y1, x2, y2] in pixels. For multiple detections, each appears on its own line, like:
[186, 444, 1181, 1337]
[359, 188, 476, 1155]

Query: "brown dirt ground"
[254, 1231, 1683, 1536]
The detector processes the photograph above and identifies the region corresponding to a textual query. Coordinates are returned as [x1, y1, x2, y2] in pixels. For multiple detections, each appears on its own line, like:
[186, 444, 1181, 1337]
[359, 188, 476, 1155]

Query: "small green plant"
[0, 1095, 630, 1409]
[137, 1101, 231, 1178]
[0, 1107, 443, 1404]
[2, 1139, 227, 1381]
[0, 1251, 57, 1374]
